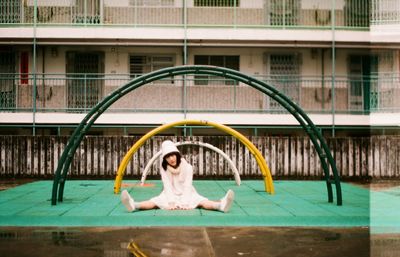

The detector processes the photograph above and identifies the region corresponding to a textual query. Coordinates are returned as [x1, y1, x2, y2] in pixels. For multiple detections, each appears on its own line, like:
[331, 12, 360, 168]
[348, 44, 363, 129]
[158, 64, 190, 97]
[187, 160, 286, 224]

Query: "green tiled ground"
[0, 180, 399, 233]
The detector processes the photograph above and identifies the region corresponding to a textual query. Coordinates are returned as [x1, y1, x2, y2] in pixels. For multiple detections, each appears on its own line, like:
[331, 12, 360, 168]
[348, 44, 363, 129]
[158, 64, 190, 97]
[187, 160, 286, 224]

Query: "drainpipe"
[32, 0, 38, 136]
[183, 0, 188, 136]
[330, 0, 336, 137]
[321, 49, 325, 110]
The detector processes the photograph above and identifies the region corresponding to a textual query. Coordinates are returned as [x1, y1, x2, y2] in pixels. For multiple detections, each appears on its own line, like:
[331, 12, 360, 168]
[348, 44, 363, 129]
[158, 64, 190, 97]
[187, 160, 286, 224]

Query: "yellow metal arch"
[114, 120, 274, 195]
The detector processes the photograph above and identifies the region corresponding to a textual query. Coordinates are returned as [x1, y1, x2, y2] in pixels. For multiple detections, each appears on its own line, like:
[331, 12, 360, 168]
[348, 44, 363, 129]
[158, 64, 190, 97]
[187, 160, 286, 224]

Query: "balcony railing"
[371, 0, 400, 25]
[0, 0, 388, 29]
[0, 73, 399, 114]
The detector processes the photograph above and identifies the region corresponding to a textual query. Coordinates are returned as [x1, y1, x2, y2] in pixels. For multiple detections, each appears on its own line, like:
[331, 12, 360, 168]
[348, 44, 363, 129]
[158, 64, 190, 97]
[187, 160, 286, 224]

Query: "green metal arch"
[51, 65, 342, 206]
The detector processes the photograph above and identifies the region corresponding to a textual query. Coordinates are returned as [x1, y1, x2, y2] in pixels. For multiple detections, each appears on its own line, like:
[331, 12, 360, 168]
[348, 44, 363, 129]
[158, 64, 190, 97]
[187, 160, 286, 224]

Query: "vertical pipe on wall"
[321, 49, 325, 110]
[331, 0, 336, 137]
[183, 0, 188, 136]
[32, 0, 38, 136]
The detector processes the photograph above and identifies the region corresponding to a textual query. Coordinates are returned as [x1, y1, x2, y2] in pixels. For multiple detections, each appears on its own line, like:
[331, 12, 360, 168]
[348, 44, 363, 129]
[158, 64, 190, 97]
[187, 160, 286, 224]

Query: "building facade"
[0, 0, 399, 137]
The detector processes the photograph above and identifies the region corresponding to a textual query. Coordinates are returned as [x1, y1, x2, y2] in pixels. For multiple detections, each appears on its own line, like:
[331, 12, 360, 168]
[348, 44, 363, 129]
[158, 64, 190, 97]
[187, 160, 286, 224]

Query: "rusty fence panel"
[0, 135, 399, 179]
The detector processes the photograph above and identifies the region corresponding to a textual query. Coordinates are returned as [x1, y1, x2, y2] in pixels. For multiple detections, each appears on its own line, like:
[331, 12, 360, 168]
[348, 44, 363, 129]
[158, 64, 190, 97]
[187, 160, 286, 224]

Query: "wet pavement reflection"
[0, 227, 398, 257]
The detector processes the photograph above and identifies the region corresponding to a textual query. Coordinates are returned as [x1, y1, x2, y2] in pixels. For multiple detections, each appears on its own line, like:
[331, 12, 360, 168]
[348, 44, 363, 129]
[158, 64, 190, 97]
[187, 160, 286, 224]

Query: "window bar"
[183, 0, 188, 120]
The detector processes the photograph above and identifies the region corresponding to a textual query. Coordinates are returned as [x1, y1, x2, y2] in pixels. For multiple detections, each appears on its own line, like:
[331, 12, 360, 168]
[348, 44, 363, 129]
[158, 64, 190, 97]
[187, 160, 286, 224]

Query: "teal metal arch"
[51, 65, 342, 206]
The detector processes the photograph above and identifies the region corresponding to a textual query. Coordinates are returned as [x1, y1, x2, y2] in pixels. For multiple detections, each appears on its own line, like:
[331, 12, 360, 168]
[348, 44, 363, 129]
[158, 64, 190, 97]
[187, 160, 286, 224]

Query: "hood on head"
[161, 140, 180, 159]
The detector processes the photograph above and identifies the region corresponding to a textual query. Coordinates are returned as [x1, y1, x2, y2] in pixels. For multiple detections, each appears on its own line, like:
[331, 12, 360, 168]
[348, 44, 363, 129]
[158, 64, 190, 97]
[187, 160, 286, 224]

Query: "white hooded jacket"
[149, 140, 207, 209]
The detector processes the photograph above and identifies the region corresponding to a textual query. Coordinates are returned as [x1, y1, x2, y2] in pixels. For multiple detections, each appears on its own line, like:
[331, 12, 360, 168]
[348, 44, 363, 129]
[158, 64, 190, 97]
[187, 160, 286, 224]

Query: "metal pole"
[321, 49, 325, 110]
[331, 0, 336, 137]
[183, 0, 188, 136]
[32, 0, 37, 136]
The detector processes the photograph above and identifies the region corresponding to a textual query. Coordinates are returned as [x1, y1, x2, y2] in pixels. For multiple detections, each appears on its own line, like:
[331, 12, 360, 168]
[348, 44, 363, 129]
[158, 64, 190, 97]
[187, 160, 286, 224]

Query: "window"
[268, 54, 300, 109]
[345, 0, 370, 27]
[194, 0, 239, 7]
[66, 52, 104, 110]
[348, 55, 377, 112]
[129, 54, 175, 82]
[0, 0, 21, 23]
[270, 54, 299, 75]
[0, 51, 16, 109]
[194, 55, 239, 85]
[129, 55, 174, 76]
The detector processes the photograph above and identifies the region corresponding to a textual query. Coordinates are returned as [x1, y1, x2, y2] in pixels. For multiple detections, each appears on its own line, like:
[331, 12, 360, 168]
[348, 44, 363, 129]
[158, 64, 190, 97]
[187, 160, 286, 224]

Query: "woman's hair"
[162, 152, 181, 170]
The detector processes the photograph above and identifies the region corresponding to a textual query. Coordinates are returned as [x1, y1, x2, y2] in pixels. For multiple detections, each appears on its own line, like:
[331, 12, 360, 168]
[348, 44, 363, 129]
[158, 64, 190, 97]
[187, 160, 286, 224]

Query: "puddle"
[0, 227, 398, 257]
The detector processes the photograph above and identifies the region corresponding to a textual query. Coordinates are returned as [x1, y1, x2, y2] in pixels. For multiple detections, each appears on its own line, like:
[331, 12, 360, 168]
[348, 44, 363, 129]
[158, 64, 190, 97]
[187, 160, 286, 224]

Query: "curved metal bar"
[52, 65, 342, 206]
[114, 120, 271, 194]
[140, 141, 241, 186]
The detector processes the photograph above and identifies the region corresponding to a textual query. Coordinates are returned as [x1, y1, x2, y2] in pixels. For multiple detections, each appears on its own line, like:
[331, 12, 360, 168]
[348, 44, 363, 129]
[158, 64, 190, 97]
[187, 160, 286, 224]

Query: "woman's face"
[165, 154, 177, 167]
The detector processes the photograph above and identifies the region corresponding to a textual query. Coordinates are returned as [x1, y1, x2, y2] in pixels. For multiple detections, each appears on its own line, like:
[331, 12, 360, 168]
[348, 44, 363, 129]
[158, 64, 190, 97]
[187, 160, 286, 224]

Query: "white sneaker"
[219, 189, 234, 213]
[121, 190, 135, 212]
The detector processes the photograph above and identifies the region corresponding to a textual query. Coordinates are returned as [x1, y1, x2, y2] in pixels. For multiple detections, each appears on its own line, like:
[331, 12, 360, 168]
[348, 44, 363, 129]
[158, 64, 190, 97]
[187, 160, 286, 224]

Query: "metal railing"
[371, 0, 400, 25]
[1, 73, 399, 113]
[0, 0, 387, 28]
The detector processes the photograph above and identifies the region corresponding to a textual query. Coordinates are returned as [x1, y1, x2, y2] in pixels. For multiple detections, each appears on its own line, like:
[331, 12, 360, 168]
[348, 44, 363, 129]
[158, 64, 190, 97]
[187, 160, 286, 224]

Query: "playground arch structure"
[113, 120, 270, 194]
[139, 140, 242, 186]
[51, 65, 343, 206]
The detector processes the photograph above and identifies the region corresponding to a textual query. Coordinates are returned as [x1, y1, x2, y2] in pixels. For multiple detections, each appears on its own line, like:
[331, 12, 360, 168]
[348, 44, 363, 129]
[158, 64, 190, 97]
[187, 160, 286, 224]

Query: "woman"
[121, 140, 234, 213]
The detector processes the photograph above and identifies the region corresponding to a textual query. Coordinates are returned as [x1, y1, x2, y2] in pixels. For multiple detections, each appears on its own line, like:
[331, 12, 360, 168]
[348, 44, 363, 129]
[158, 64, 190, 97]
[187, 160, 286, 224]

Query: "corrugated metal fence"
[0, 136, 399, 179]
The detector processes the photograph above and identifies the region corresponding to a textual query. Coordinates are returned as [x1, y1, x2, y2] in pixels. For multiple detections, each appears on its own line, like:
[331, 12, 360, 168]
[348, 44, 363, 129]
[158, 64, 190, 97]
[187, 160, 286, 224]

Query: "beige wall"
[11, 45, 399, 112]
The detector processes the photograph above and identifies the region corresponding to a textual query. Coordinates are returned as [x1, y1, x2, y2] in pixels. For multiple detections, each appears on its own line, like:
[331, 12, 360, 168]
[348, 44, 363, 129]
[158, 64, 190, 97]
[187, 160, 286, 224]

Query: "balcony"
[0, 0, 380, 29]
[0, 73, 398, 115]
